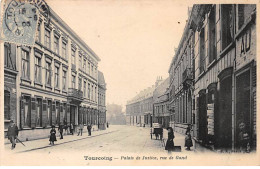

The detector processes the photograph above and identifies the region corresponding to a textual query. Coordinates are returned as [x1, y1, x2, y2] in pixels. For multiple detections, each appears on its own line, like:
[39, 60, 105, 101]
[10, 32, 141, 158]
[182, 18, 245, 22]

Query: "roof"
[49, 7, 101, 62]
[153, 77, 170, 103]
[127, 77, 164, 105]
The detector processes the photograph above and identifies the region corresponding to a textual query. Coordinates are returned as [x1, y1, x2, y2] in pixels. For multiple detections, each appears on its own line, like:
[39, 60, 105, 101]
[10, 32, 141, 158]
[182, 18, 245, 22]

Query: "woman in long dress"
[49, 125, 57, 145]
[165, 127, 174, 152]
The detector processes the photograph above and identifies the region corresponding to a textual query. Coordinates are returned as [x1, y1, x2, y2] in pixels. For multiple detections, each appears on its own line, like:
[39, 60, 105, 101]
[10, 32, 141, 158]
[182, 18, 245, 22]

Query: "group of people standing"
[49, 123, 93, 145]
[164, 125, 193, 153]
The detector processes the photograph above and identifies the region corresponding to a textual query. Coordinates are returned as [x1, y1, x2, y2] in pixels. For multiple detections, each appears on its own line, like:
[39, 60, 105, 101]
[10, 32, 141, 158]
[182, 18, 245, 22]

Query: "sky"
[46, 0, 190, 111]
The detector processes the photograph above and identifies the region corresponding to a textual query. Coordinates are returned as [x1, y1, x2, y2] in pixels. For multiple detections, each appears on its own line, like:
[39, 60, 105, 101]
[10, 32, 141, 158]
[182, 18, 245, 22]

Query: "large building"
[97, 71, 107, 130]
[168, 4, 256, 151]
[3, 6, 106, 141]
[153, 77, 170, 128]
[168, 10, 195, 135]
[126, 77, 163, 127]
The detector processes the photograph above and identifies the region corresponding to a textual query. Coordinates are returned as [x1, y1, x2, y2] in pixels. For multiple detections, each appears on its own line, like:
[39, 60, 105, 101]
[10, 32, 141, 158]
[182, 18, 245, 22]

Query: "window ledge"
[54, 52, 61, 58]
[219, 41, 235, 58]
[34, 81, 43, 87]
[61, 57, 68, 62]
[198, 71, 206, 79]
[21, 78, 31, 84]
[207, 59, 217, 70]
[62, 90, 67, 94]
[54, 88, 61, 92]
[45, 85, 52, 90]
[35, 41, 44, 47]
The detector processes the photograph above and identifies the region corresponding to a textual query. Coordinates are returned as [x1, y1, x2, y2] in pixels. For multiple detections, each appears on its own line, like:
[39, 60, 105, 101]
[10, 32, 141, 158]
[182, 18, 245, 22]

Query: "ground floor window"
[36, 98, 42, 127]
[4, 90, 10, 120]
[21, 95, 31, 128]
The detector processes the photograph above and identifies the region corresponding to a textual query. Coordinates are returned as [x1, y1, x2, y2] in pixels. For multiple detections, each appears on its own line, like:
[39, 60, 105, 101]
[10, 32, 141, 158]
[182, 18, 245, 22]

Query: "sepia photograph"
[0, 0, 259, 166]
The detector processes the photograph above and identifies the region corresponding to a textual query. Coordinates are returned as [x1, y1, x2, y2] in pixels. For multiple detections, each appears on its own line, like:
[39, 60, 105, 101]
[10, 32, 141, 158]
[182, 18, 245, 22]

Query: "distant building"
[153, 77, 170, 128]
[126, 77, 163, 127]
[98, 71, 107, 129]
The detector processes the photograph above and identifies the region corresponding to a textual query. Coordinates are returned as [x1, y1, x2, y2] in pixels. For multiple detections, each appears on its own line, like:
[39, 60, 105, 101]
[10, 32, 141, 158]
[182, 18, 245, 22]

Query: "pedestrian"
[77, 123, 84, 136]
[70, 123, 74, 135]
[185, 124, 191, 135]
[87, 123, 92, 136]
[49, 125, 57, 145]
[58, 124, 63, 139]
[185, 131, 193, 150]
[238, 121, 250, 153]
[165, 127, 174, 153]
[107, 122, 109, 128]
[7, 120, 19, 150]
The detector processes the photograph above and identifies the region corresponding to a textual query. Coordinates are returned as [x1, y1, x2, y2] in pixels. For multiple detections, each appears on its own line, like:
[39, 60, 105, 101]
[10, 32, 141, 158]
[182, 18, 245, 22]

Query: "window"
[35, 56, 42, 83]
[54, 36, 59, 54]
[83, 59, 86, 72]
[199, 28, 205, 74]
[36, 98, 42, 127]
[79, 54, 82, 69]
[71, 49, 76, 65]
[4, 43, 16, 70]
[221, 5, 233, 50]
[72, 75, 76, 89]
[36, 23, 41, 42]
[44, 29, 51, 48]
[88, 62, 90, 74]
[91, 85, 93, 100]
[238, 5, 256, 30]
[91, 65, 93, 76]
[62, 42, 67, 59]
[94, 67, 97, 78]
[21, 49, 30, 79]
[46, 61, 51, 86]
[95, 87, 97, 102]
[4, 90, 10, 120]
[78, 77, 82, 91]
[62, 70, 67, 90]
[88, 83, 90, 99]
[84, 81, 86, 97]
[54, 66, 59, 88]
[209, 6, 216, 64]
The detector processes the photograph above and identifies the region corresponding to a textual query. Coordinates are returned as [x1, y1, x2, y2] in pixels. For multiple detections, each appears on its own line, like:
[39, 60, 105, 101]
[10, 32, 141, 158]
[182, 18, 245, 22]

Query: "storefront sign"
[207, 103, 214, 135]
[236, 25, 256, 70]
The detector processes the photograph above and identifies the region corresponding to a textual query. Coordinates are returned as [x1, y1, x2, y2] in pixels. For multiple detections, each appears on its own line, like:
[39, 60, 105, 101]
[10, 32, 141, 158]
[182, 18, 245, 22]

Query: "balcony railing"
[68, 88, 83, 100]
[182, 68, 193, 83]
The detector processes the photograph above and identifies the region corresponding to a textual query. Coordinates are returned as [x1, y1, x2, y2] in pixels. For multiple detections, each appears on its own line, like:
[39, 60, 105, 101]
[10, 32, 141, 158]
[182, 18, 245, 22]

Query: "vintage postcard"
[0, 0, 259, 166]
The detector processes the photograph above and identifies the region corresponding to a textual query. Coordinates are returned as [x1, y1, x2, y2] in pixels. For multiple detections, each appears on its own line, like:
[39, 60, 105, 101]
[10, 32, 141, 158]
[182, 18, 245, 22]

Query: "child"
[185, 131, 193, 150]
[49, 125, 57, 145]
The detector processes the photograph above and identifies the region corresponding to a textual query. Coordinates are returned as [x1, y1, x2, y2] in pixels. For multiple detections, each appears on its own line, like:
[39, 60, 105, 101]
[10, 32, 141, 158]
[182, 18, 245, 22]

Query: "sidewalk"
[161, 128, 213, 153]
[4, 127, 118, 153]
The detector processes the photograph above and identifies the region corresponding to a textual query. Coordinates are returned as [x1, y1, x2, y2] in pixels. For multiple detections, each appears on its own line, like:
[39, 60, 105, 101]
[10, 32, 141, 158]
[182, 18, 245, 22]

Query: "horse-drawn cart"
[150, 123, 163, 140]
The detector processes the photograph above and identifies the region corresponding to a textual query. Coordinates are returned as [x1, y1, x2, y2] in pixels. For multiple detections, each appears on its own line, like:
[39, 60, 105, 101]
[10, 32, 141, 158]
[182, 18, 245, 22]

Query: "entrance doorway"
[198, 90, 207, 144]
[218, 74, 232, 149]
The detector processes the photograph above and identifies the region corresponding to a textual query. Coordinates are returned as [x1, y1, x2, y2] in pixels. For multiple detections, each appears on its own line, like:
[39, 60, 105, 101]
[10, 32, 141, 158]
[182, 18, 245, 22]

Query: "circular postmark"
[5, 0, 38, 37]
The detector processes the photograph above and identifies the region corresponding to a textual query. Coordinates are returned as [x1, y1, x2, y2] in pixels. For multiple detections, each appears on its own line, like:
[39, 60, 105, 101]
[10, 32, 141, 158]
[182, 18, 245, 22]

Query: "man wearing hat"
[7, 120, 19, 150]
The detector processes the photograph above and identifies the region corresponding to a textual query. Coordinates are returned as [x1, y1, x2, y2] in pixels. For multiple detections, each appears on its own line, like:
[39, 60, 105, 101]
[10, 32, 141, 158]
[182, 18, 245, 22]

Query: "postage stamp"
[0, 0, 49, 45]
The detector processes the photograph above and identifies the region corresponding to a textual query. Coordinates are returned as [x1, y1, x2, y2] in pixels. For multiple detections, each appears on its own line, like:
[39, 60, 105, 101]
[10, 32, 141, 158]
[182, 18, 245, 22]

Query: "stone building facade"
[153, 77, 170, 128]
[98, 71, 107, 130]
[126, 77, 163, 127]
[168, 11, 196, 135]
[171, 4, 257, 151]
[3, 7, 106, 141]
